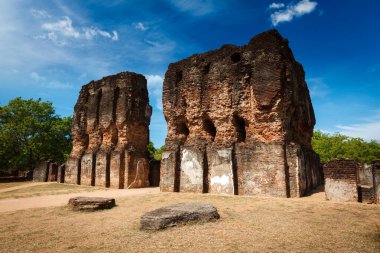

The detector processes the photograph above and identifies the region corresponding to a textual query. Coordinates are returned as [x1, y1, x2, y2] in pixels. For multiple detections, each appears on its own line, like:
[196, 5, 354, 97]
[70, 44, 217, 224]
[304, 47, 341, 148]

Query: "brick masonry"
[161, 29, 322, 197]
[324, 159, 380, 203]
[64, 72, 152, 188]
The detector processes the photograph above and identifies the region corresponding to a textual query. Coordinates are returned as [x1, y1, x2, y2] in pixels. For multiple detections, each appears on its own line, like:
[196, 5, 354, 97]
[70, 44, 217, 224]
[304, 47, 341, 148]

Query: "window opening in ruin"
[203, 117, 216, 141]
[231, 52, 241, 63]
[203, 63, 211, 74]
[233, 114, 246, 142]
[175, 70, 183, 84]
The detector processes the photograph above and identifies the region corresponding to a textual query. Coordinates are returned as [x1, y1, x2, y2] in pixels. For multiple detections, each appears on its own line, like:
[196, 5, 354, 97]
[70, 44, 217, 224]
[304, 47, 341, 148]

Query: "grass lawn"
[1, 191, 379, 252]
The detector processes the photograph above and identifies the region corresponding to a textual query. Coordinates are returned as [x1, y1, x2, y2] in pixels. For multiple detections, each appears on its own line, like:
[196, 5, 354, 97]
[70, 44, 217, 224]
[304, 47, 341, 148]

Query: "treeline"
[312, 130, 380, 164]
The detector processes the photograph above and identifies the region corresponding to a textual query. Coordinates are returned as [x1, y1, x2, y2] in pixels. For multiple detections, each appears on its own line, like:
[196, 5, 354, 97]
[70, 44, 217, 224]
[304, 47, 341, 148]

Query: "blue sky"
[0, 0, 379, 147]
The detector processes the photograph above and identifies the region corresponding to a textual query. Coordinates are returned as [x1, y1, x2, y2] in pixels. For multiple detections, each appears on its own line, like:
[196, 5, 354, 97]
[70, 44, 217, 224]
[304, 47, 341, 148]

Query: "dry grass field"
[0, 182, 379, 253]
[0, 182, 104, 200]
[0, 181, 33, 190]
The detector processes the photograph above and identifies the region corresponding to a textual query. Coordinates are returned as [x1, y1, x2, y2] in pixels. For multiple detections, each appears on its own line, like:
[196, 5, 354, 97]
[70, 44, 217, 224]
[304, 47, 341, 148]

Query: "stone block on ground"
[68, 197, 116, 211]
[140, 202, 220, 230]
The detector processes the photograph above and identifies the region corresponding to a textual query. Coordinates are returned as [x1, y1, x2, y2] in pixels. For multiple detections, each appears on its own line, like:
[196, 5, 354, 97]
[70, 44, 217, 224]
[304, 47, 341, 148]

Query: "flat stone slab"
[68, 197, 115, 211]
[140, 202, 220, 230]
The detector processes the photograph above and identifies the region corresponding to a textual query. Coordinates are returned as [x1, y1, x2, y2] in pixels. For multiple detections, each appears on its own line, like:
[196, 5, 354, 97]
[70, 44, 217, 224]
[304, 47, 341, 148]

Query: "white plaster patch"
[209, 149, 234, 194]
[181, 149, 203, 185]
[162, 152, 171, 160]
[210, 175, 229, 186]
[325, 178, 358, 202]
[217, 149, 231, 158]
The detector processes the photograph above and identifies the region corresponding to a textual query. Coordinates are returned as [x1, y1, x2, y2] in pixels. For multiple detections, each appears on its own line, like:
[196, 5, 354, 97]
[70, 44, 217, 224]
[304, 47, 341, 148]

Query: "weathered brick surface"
[65, 158, 80, 184]
[160, 150, 180, 192]
[47, 162, 58, 182]
[161, 29, 321, 197]
[65, 72, 152, 188]
[324, 159, 359, 202]
[57, 164, 65, 183]
[357, 164, 375, 203]
[324, 159, 380, 203]
[372, 160, 380, 204]
[33, 161, 60, 182]
[33, 161, 50, 182]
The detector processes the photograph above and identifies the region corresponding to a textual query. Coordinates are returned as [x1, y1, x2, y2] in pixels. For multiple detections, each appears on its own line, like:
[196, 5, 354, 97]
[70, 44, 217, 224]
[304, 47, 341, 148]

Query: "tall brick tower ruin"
[161, 30, 322, 197]
[65, 72, 152, 188]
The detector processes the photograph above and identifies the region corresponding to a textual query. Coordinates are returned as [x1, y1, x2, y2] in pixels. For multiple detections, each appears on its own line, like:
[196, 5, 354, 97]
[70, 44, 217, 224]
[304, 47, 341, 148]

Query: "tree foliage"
[147, 141, 164, 160]
[0, 97, 72, 171]
[312, 130, 380, 164]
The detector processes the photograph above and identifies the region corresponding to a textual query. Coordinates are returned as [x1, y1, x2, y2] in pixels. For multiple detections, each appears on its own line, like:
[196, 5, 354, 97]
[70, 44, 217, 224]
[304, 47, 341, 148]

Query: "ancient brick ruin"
[33, 161, 58, 182]
[324, 159, 380, 203]
[161, 29, 322, 197]
[373, 160, 380, 203]
[324, 159, 359, 202]
[65, 72, 152, 188]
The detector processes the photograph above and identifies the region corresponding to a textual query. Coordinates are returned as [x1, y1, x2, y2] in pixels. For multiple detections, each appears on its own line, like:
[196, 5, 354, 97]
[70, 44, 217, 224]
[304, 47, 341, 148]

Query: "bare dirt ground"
[1, 182, 379, 253]
[0, 183, 160, 213]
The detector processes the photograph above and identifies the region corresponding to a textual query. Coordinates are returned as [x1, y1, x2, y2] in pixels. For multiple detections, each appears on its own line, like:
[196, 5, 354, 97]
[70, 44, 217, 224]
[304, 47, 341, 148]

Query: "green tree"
[147, 141, 164, 160]
[147, 141, 156, 158]
[312, 130, 380, 163]
[153, 145, 164, 160]
[0, 97, 72, 171]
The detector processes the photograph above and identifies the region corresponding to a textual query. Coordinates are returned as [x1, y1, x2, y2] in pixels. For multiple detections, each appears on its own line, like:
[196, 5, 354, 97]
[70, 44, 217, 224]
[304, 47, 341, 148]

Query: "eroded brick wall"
[33, 161, 50, 182]
[324, 159, 380, 203]
[324, 159, 359, 202]
[373, 160, 380, 203]
[161, 29, 322, 197]
[65, 72, 152, 188]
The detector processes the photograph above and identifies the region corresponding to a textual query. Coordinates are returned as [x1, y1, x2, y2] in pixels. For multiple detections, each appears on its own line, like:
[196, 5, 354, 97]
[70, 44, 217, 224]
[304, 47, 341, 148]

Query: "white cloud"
[30, 72, 45, 82]
[168, 0, 217, 16]
[269, 3, 285, 9]
[336, 110, 380, 141]
[294, 0, 317, 15]
[134, 22, 147, 31]
[146, 74, 163, 110]
[30, 9, 51, 19]
[38, 16, 118, 45]
[42, 16, 80, 38]
[307, 78, 330, 98]
[270, 0, 318, 26]
[111, 31, 118, 41]
[84, 27, 119, 41]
